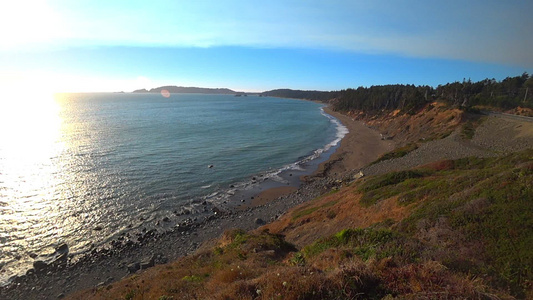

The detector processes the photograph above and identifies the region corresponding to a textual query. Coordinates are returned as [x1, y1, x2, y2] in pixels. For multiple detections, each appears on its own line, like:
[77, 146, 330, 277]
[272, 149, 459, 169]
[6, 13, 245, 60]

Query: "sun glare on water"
[0, 84, 69, 277]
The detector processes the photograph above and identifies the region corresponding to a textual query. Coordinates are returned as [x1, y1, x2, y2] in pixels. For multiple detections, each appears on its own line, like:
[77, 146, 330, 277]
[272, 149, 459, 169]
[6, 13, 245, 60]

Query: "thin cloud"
[3, 1, 532, 67]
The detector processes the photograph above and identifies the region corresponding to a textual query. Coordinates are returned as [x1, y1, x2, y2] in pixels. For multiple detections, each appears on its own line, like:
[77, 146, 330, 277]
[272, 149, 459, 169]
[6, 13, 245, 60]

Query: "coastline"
[312, 107, 395, 177]
[238, 106, 395, 208]
[0, 104, 395, 300]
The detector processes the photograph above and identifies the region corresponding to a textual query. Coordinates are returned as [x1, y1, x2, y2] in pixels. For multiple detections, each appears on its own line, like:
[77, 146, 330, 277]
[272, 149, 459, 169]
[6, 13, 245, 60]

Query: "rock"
[56, 243, 69, 260]
[140, 257, 154, 269]
[255, 218, 265, 225]
[29, 253, 38, 259]
[208, 164, 214, 168]
[353, 171, 365, 180]
[127, 262, 140, 273]
[56, 243, 69, 253]
[162, 217, 170, 222]
[175, 224, 190, 232]
[93, 226, 103, 231]
[33, 260, 48, 273]
[151, 253, 167, 264]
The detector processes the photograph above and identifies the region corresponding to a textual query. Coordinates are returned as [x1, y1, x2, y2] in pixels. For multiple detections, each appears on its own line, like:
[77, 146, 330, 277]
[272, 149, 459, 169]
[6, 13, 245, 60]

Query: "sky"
[0, 0, 532, 93]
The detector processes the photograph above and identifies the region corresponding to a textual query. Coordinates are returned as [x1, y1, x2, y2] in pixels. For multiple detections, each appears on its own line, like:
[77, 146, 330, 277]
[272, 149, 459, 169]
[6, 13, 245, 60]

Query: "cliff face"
[343, 102, 464, 145]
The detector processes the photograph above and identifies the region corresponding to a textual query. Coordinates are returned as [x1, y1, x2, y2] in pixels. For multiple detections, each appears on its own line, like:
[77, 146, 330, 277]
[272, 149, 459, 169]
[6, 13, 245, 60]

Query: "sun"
[0, 71, 63, 163]
[0, 0, 65, 50]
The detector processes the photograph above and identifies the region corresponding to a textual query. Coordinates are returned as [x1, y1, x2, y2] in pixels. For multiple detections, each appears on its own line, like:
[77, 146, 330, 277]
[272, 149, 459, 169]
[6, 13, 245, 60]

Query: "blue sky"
[0, 0, 531, 92]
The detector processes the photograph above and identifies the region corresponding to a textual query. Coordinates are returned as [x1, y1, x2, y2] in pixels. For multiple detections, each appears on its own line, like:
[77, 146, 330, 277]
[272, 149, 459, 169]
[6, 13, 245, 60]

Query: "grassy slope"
[71, 149, 532, 300]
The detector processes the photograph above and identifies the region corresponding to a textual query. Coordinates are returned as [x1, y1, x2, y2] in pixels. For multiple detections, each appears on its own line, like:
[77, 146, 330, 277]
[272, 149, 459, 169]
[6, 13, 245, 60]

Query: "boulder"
[127, 262, 140, 273]
[33, 260, 48, 273]
[56, 243, 69, 254]
[56, 243, 69, 260]
[140, 257, 154, 269]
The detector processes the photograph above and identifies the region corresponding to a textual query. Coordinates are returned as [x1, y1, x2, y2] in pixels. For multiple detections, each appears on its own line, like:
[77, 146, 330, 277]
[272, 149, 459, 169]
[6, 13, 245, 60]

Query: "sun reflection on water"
[0, 91, 70, 283]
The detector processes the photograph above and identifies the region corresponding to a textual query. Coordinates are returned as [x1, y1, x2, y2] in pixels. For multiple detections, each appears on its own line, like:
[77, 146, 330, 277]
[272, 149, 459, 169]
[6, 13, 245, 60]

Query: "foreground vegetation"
[72, 149, 532, 299]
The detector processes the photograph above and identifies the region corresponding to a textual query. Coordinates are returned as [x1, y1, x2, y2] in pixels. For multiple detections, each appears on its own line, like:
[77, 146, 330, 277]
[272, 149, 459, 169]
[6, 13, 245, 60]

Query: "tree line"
[262, 73, 533, 113]
[260, 89, 339, 102]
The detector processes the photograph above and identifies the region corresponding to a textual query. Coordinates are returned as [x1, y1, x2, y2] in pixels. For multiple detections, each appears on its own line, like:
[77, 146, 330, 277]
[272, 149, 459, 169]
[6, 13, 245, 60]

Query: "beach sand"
[313, 107, 395, 177]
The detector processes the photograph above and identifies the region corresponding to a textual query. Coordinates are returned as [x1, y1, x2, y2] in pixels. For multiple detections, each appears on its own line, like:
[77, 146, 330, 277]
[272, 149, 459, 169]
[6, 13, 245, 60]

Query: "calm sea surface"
[0, 93, 344, 284]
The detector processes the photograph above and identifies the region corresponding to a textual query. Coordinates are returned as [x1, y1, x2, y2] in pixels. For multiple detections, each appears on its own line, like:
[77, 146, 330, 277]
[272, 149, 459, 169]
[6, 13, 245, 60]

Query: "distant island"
[133, 86, 240, 95]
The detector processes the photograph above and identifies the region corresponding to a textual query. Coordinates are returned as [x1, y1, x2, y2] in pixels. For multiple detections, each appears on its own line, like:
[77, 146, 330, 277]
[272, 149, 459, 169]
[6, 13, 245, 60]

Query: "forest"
[263, 73, 533, 113]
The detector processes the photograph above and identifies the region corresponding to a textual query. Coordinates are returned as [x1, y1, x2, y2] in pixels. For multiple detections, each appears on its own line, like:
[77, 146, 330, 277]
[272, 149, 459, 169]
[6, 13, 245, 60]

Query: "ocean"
[0, 93, 346, 284]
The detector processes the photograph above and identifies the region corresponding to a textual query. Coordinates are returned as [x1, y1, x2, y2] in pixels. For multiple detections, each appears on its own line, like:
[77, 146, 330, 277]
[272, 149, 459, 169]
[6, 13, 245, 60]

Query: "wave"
[278, 107, 348, 168]
[202, 106, 348, 206]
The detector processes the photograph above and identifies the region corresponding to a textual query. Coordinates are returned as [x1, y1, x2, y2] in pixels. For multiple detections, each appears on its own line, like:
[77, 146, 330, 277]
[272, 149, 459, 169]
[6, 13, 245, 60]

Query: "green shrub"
[372, 143, 418, 164]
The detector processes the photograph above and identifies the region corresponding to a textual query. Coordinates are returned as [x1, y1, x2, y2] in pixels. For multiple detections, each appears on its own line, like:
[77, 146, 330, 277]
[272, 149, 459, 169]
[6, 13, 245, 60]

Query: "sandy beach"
[314, 107, 395, 177]
[0, 105, 396, 300]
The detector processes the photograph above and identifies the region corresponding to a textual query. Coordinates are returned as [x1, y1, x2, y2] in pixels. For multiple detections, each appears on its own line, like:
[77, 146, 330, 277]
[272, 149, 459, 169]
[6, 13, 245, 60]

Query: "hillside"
[69, 104, 533, 299]
[133, 86, 238, 94]
[260, 89, 338, 102]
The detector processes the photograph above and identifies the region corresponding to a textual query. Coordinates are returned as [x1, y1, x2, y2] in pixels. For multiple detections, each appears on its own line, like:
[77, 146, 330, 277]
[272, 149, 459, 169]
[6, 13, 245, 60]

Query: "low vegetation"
[73, 149, 532, 299]
[372, 143, 419, 164]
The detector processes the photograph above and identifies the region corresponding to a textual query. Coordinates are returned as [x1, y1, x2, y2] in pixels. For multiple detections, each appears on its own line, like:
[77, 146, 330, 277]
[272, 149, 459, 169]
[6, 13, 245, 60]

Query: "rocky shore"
[0, 169, 365, 300]
[2, 108, 531, 300]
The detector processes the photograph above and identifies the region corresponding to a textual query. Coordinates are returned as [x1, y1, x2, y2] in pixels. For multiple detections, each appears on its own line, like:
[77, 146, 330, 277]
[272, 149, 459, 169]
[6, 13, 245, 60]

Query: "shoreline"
[239, 106, 395, 208]
[0, 105, 395, 300]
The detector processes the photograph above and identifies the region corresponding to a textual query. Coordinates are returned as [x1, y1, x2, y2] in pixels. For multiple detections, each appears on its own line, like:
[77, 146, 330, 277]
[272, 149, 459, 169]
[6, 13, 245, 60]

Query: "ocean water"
[0, 93, 345, 284]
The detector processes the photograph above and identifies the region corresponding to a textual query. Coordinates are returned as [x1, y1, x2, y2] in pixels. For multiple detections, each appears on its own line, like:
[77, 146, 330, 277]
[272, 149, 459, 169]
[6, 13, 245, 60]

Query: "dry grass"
[70, 151, 532, 300]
